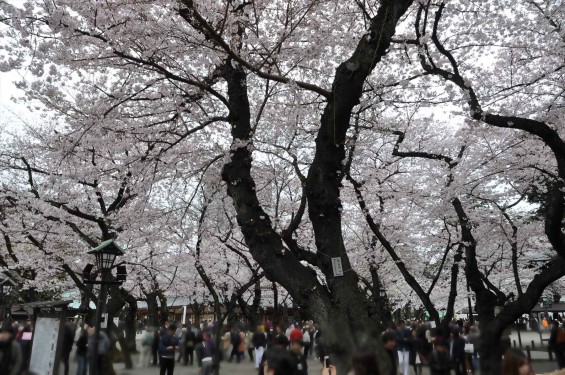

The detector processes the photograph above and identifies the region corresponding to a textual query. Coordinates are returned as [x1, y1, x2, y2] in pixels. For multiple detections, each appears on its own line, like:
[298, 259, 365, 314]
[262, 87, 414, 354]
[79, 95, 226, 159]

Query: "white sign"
[331, 257, 344, 277]
[29, 317, 60, 375]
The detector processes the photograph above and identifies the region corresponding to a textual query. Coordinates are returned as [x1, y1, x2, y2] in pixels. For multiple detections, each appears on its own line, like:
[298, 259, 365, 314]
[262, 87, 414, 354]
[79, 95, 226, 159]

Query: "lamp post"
[83, 239, 126, 375]
[379, 288, 390, 327]
[0, 277, 16, 324]
[467, 291, 475, 324]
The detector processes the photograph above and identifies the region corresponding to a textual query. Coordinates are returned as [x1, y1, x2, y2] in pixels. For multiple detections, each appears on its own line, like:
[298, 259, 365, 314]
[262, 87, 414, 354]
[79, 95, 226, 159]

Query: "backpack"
[556, 329, 565, 345]
[231, 332, 241, 346]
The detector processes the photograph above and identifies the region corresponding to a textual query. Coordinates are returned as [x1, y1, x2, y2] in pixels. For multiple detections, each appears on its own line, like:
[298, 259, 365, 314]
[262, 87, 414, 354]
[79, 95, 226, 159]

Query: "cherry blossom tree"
[2, 1, 564, 373]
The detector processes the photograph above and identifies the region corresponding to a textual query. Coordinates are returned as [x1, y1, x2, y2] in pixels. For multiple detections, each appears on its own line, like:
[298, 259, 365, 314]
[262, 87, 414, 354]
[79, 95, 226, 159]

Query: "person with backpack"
[184, 324, 196, 366]
[549, 320, 565, 368]
[428, 339, 452, 375]
[229, 327, 243, 363]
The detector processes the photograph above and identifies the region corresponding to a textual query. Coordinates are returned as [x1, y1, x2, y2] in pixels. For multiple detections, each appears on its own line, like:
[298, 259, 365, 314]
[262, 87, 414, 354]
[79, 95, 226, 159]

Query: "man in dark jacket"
[289, 332, 307, 375]
[253, 325, 267, 369]
[184, 325, 197, 366]
[259, 334, 290, 375]
[549, 320, 565, 368]
[382, 332, 398, 375]
[0, 325, 22, 375]
[159, 325, 180, 375]
[429, 339, 452, 375]
[450, 328, 466, 375]
[395, 321, 412, 375]
[61, 322, 75, 375]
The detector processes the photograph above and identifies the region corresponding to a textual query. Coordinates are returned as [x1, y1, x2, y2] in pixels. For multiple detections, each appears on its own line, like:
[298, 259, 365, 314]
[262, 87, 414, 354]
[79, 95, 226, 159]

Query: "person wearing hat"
[428, 339, 452, 375]
[289, 329, 308, 375]
[0, 325, 22, 375]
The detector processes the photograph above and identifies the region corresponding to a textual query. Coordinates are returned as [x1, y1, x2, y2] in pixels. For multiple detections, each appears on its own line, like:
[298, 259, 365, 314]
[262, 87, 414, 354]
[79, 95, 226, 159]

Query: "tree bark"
[218, 1, 413, 372]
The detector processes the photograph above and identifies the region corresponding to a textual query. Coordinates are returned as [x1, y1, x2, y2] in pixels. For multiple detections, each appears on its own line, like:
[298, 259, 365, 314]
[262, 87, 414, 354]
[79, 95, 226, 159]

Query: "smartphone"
[324, 356, 330, 368]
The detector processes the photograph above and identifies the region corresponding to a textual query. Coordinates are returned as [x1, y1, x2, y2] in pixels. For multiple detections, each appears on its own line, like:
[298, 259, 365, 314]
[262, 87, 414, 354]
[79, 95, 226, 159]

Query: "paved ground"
[59, 329, 562, 374]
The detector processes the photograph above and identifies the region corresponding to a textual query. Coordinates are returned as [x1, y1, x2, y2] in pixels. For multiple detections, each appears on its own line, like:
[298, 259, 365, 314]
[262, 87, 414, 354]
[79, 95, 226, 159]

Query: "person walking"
[289, 330, 307, 375]
[395, 321, 411, 375]
[409, 329, 424, 375]
[0, 325, 22, 375]
[302, 327, 311, 358]
[466, 325, 480, 372]
[159, 324, 180, 375]
[177, 325, 187, 364]
[184, 324, 196, 365]
[139, 326, 154, 367]
[549, 321, 565, 369]
[75, 327, 88, 375]
[428, 339, 452, 375]
[253, 325, 267, 369]
[450, 328, 466, 375]
[195, 332, 215, 375]
[246, 327, 254, 362]
[61, 321, 75, 375]
[87, 324, 111, 375]
[382, 332, 398, 375]
[152, 328, 161, 366]
[229, 327, 243, 363]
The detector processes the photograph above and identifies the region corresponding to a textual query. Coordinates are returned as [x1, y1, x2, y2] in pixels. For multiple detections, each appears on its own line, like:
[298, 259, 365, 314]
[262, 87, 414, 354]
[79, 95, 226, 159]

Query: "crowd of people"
[137, 320, 317, 375]
[0, 320, 110, 375]
[3, 315, 565, 375]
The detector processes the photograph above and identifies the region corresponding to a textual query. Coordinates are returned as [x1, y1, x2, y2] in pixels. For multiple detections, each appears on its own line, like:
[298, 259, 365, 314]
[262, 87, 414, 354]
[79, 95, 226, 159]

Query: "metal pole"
[90, 270, 109, 375]
[0, 295, 4, 326]
[467, 291, 474, 324]
[517, 323, 522, 347]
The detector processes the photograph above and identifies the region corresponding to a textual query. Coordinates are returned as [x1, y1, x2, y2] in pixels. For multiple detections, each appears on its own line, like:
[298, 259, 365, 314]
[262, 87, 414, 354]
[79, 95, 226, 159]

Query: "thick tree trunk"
[478, 323, 504, 375]
[217, 2, 413, 373]
[124, 301, 137, 353]
[106, 291, 134, 369]
[146, 293, 160, 328]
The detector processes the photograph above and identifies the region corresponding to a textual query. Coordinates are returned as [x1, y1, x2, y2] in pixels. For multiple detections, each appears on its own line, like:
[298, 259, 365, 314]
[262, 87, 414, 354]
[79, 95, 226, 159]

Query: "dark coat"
[158, 332, 180, 358]
[253, 332, 267, 348]
[386, 349, 398, 375]
[291, 350, 308, 375]
[409, 337, 424, 365]
[450, 336, 466, 363]
[395, 327, 412, 351]
[195, 340, 214, 367]
[428, 350, 452, 375]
